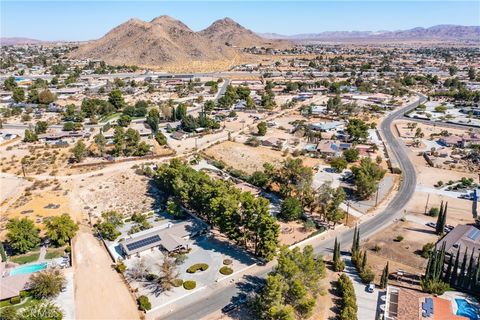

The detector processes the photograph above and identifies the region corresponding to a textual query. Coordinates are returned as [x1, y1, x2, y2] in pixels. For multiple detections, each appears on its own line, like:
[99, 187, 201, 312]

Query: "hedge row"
[338, 274, 358, 320]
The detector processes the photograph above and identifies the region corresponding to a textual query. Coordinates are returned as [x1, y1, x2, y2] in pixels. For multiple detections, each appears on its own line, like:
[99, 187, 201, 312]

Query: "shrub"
[172, 279, 183, 287]
[19, 290, 28, 298]
[219, 266, 233, 275]
[187, 263, 209, 273]
[421, 278, 449, 295]
[421, 243, 435, 258]
[334, 259, 345, 272]
[427, 207, 439, 217]
[175, 253, 188, 265]
[115, 261, 126, 273]
[359, 266, 375, 284]
[223, 259, 233, 265]
[10, 296, 21, 304]
[372, 244, 381, 252]
[394, 235, 404, 242]
[183, 280, 196, 290]
[137, 295, 151, 311]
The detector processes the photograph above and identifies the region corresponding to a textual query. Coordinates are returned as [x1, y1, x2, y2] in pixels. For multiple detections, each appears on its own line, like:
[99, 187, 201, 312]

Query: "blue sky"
[1, 1, 479, 41]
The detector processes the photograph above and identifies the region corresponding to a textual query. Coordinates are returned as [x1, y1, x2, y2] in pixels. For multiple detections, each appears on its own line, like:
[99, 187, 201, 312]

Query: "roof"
[120, 220, 204, 255]
[0, 274, 31, 300]
[309, 121, 345, 131]
[436, 224, 480, 260]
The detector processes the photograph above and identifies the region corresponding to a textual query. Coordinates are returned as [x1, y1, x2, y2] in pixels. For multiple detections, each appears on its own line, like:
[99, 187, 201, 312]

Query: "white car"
[366, 283, 375, 293]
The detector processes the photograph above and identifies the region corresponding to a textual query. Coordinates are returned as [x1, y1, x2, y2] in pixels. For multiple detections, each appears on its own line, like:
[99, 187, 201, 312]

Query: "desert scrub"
[219, 266, 233, 275]
[183, 280, 196, 290]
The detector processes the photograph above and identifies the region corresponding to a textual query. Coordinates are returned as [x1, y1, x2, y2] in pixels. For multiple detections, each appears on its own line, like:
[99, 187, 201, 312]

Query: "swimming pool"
[9, 262, 47, 276]
[456, 298, 479, 320]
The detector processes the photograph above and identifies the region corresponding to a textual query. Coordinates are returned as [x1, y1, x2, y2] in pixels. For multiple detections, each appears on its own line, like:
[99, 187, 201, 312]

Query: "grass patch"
[99, 112, 122, 123]
[45, 248, 64, 260]
[0, 296, 41, 311]
[10, 252, 40, 265]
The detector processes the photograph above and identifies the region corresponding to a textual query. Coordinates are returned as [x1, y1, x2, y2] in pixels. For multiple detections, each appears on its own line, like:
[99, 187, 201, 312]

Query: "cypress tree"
[355, 227, 360, 253]
[439, 202, 448, 235]
[466, 250, 475, 290]
[451, 247, 461, 287]
[361, 251, 367, 272]
[333, 237, 339, 262]
[435, 242, 446, 280]
[444, 255, 453, 283]
[435, 201, 444, 234]
[459, 248, 469, 289]
[352, 226, 358, 254]
[380, 262, 389, 288]
[474, 255, 480, 294]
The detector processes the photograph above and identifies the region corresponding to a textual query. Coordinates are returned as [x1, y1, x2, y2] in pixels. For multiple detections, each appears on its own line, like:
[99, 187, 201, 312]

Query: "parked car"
[222, 303, 237, 313]
[426, 222, 436, 228]
[366, 283, 375, 293]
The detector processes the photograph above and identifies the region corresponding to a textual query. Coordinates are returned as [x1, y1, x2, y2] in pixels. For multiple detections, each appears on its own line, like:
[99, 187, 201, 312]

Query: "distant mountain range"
[0, 37, 45, 45]
[260, 25, 480, 41]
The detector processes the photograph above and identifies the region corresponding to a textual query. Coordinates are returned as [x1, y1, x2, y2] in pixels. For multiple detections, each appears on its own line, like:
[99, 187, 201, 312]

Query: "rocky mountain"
[260, 25, 480, 42]
[70, 16, 290, 66]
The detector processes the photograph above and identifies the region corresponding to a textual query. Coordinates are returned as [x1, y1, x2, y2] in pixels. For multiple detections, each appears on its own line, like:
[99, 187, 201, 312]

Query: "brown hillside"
[70, 16, 291, 68]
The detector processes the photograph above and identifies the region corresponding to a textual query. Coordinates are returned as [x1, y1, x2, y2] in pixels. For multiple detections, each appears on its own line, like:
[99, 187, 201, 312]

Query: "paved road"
[401, 115, 480, 130]
[159, 94, 427, 320]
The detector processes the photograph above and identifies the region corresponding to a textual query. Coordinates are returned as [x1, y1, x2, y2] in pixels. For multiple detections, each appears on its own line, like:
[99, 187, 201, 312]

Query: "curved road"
[159, 93, 427, 320]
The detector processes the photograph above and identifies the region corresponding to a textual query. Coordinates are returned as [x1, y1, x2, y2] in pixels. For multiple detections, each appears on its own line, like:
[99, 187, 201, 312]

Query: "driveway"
[343, 255, 382, 320]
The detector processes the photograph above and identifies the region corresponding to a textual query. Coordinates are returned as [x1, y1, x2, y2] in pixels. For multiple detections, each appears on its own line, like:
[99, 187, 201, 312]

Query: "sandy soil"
[73, 229, 139, 320]
[362, 220, 437, 271]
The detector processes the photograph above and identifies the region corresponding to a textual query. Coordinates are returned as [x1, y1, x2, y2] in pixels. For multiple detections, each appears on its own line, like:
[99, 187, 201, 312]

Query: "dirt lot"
[73, 229, 139, 320]
[204, 141, 287, 174]
[362, 220, 437, 272]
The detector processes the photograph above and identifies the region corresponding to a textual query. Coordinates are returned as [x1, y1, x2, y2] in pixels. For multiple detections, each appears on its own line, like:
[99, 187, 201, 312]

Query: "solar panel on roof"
[125, 235, 161, 251]
[467, 228, 480, 241]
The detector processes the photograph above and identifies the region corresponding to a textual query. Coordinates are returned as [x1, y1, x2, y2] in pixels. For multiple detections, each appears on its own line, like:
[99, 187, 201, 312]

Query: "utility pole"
[424, 193, 430, 215]
[375, 186, 379, 207]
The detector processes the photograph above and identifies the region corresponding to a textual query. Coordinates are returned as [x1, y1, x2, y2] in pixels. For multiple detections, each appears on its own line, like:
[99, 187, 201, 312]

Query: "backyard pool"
[456, 298, 479, 320]
[9, 262, 47, 276]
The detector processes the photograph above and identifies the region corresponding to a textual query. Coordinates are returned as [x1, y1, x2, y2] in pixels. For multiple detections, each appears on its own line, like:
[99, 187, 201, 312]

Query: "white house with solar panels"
[119, 220, 205, 259]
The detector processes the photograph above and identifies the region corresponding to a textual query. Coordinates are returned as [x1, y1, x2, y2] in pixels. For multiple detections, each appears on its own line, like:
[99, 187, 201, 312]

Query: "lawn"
[0, 296, 42, 311]
[45, 247, 65, 260]
[99, 112, 122, 123]
[10, 252, 40, 265]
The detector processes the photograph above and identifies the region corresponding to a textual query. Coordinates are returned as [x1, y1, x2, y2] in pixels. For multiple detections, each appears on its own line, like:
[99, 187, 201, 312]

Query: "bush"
[359, 266, 375, 284]
[19, 290, 28, 298]
[421, 243, 435, 258]
[334, 259, 345, 272]
[183, 280, 196, 290]
[172, 279, 184, 287]
[421, 278, 449, 295]
[10, 296, 21, 304]
[219, 266, 233, 275]
[427, 207, 439, 217]
[223, 259, 233, 265]
[175, 253, 188, 265]
[394, 235, 404, 242]
[137, 295, 151, 311]
[115, 261, 126, 273]
[187, 263, 209, 273]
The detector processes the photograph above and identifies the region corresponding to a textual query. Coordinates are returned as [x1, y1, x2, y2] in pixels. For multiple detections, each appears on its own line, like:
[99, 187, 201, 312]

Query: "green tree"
[380, 262, 389, 288]
[155, 131, 167, 146]
[257, 121, 267, 136]
[279, 197, 303, 222]
[72, 141, 87, 163]
[23, 129, 38, 142]
[346, 119, 369, 142]
[108, 89, 125, 110]
[12, 87, 25, 103]
[34, 121, 48, 134]
[468, 67, 476, 80]
[343, 148, 359, 163]
[329, 157, 348, 173]
[29, 269, 66, 298]
[117, 114, 132, 127]
[45, 214, 79, 246]
[4, 76, 17, 91]
[94, 133, 107, 156]
[38, 89, 55, 104]
[351, 157, 386, 200]
[96, 211, 123, 241]
[6, 218, 40, 254]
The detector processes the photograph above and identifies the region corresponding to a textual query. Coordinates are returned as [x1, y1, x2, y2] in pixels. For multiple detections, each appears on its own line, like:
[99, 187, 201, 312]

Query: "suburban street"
[158, 93, 428, 320]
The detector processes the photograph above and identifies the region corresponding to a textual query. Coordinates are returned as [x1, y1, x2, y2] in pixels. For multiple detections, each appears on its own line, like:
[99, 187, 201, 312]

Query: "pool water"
[456, 298, 479, 320]
[9, 262, 47, 276]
